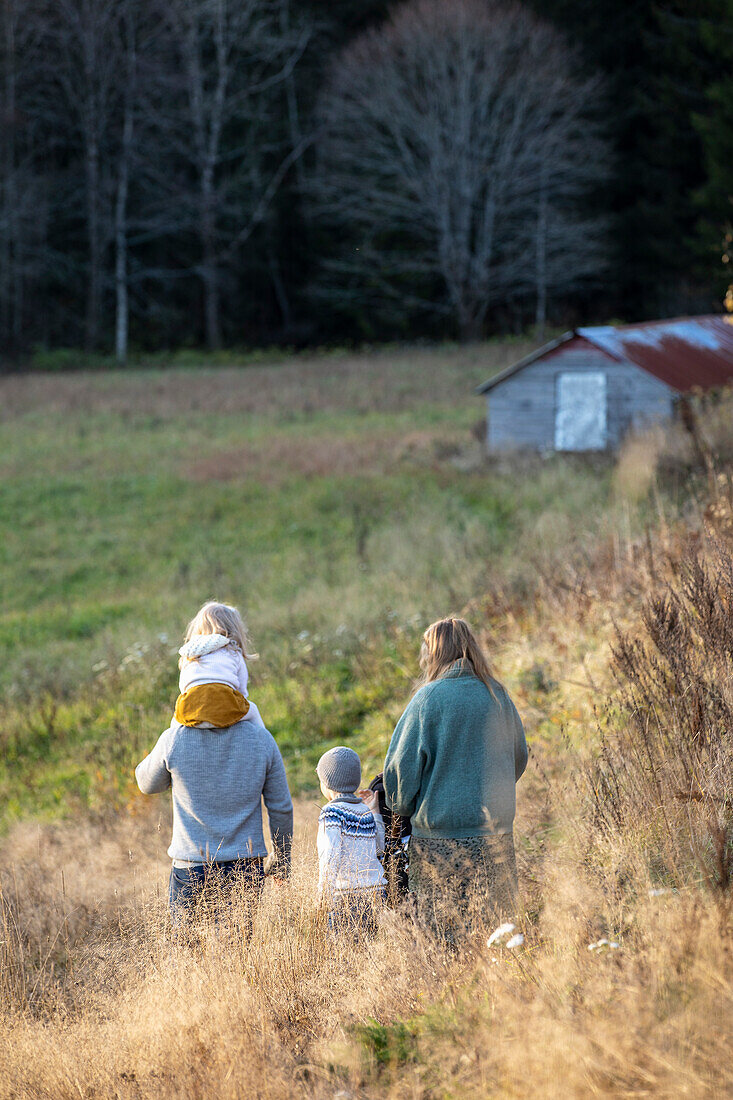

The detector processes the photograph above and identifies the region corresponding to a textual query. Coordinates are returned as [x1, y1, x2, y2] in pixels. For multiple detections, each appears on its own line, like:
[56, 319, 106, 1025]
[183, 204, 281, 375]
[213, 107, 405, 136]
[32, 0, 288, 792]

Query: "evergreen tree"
[693, 0, 733, 306]
[530, 0, 723, 318]
[627, 2, 725, 314]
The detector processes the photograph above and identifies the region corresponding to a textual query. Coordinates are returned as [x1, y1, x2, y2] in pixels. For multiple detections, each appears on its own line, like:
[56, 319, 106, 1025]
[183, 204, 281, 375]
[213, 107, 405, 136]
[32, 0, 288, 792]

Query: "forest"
[0, 0, 731, 359]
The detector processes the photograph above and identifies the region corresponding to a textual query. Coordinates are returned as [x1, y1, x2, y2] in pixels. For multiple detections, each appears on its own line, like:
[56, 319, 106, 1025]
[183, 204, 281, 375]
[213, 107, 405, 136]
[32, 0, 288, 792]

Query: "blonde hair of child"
[179, 601, 256, 668]
[415, 616, 499, 699]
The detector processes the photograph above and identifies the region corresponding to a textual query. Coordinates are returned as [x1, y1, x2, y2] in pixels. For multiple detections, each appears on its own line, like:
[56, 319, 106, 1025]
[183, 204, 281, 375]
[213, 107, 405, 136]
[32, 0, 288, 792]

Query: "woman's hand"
[358, 788, 380, 815]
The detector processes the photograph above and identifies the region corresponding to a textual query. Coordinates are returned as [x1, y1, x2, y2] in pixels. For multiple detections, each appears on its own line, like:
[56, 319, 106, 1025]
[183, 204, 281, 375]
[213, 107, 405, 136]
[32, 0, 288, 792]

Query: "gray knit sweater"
[135, 719, 293, 870]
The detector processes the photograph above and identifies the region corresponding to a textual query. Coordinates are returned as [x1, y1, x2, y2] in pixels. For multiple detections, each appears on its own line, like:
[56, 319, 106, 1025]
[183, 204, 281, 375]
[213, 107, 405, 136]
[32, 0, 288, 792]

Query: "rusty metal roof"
[477, 316, 733, 395]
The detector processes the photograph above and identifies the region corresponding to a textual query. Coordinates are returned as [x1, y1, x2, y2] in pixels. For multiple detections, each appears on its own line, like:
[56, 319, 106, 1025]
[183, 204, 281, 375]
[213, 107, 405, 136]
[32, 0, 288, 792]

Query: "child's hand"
[358, 788, 380, 814]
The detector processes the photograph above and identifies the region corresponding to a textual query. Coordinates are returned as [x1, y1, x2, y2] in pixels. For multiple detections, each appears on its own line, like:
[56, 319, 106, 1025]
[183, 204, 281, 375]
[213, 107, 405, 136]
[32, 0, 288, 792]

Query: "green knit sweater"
[384, 660, 527, 839]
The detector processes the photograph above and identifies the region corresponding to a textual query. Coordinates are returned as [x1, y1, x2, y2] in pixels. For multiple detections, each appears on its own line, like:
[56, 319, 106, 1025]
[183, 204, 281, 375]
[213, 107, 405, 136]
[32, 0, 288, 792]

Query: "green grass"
[0, 341, 624, 828]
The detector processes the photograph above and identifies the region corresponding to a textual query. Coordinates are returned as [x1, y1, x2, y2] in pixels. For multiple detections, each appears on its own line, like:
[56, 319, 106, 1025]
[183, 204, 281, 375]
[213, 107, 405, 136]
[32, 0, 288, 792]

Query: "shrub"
[591, 532, 733, 904]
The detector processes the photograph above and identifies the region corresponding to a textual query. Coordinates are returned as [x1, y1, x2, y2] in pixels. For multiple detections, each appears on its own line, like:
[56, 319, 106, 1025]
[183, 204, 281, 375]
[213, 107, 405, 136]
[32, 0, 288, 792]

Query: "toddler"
[316, 746, 386, 933]
[174, 601, 265, 730]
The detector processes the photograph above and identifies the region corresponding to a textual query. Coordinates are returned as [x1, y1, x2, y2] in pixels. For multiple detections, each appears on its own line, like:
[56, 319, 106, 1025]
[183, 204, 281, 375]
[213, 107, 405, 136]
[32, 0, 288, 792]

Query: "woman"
[383, 617, 527, 939]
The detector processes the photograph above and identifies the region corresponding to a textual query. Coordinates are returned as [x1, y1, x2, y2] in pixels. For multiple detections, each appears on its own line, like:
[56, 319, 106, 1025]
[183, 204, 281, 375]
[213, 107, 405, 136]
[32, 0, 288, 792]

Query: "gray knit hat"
[316, 746, 361, 794]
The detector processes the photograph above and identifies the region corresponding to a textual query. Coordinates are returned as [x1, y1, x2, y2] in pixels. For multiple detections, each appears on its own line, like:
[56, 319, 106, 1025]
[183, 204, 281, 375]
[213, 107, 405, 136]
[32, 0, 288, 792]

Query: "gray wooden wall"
[486, 345, 675, 451]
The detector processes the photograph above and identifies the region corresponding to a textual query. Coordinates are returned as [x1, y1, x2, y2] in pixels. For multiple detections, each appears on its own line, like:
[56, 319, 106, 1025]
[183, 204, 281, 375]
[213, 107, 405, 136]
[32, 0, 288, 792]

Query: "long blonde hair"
[179, 601, 256, 667]
[416, 617, 499, 698]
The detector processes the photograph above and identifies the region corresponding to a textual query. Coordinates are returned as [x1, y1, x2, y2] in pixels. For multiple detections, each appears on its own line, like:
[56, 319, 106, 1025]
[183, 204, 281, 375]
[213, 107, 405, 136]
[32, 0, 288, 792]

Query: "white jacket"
[179, 634, 249, 695]
[317, 795, 386, 897]
[178, 634, 264, 727]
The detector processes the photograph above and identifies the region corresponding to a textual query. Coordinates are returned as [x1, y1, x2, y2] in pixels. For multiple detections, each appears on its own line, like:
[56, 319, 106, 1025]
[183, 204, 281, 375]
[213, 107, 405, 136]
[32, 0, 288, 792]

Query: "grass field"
[0, 338, 625, 822]
[2, 344, 731, 1099]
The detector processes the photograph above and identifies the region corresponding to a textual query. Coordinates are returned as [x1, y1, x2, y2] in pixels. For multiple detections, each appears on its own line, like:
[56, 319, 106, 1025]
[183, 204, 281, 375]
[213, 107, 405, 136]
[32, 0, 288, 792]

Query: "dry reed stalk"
[0, 790, 731, 1099]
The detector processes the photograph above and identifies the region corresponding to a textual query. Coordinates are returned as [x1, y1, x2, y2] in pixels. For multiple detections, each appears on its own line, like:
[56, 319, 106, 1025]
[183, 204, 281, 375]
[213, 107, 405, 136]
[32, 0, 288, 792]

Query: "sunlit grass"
[0, 342, 622, 825]
[1, 358, 732, 1097]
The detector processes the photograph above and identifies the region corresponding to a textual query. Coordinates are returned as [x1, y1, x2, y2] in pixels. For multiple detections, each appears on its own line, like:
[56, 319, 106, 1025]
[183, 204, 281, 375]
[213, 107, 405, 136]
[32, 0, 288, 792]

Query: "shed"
[476, 316, 733, 452]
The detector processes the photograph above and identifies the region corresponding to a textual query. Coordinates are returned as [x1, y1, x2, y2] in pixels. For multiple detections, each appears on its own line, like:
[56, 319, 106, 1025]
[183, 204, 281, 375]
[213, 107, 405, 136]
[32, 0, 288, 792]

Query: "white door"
[555, 372, 607, 451]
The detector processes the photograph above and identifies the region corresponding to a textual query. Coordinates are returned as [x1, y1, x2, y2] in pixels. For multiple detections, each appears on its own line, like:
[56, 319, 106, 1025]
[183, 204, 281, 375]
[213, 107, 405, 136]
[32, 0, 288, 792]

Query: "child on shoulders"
[316, 746, 386, 933]
[174, 601, 265, 730]
[135, 601, 292, 917]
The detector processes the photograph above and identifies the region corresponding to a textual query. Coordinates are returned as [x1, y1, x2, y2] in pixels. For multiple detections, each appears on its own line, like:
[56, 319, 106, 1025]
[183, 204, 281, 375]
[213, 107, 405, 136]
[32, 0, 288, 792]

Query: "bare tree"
[310, 0, 609, 341]
[31, 0, 124, 350]
[0, 0, 49, 351]
[148, 0, 311, 350]
[0, 0, 311, 357]
[0, 0, 21, 348]
[113, 0, 144, 365]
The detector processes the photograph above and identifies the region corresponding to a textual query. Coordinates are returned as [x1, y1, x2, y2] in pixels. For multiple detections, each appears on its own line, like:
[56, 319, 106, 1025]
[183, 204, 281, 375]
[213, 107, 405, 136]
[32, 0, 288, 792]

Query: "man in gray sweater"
[136, 717, 293, 913]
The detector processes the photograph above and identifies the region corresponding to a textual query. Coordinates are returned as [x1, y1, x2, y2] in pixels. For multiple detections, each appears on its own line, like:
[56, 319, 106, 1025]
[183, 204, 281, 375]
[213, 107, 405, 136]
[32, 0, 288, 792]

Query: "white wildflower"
[506, 933, 525, 949]
[588, 938, 620, 952]
[487, 922, 515, 947]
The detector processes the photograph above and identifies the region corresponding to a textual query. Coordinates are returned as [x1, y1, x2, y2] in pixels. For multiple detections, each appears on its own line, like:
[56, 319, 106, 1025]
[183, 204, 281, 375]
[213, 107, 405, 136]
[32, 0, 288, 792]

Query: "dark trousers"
[168, 859, 265, 923]
[327, 887, 386, 936]
[383, 838, 410, 906]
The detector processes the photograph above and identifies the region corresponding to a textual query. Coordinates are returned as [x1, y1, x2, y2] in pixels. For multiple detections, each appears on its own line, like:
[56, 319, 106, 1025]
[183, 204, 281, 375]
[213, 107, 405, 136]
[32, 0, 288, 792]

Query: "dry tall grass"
[1, 795, 731, 1099]
[0, 341, 532, 424]
[3, 396, 733, 1098]
[3, 510, 733, 1099]
[594, 540, 733, 903]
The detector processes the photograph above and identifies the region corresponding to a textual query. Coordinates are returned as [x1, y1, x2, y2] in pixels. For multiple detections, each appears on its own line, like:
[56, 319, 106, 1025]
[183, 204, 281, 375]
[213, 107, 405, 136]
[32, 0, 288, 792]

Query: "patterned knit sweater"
[317, 795, 386, 897]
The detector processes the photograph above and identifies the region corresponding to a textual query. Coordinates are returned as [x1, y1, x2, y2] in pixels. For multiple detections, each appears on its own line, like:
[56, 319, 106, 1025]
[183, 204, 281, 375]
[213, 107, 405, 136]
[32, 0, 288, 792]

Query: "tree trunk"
[201, 168, 221, 350]
[457, 298, 485, 343]
[1, 0, 18, 349]
[280, 0, 304, 193]
[115, 14, 136, 367]
[535, 171, 548, 340]
[269, 251, 292, 330]
[85, 135, 101, 350]
[458, 315, 483, 343]
[202, 258, 221, 350]
[115, 112, 132, 365]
